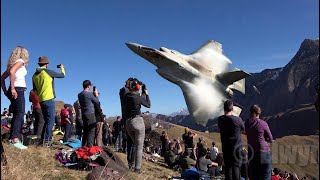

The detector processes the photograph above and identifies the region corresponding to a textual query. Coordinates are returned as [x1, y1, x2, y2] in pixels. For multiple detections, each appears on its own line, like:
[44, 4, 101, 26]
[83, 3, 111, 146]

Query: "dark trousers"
[62, 123, 73, 142]
[75, 119, 83, 140]
[208, 166, 221, 177]
[122, 130, 127, 152]
[82, 113, 96, 147]
[248, 151, 272, 180]
[8, 87, 25, 140]
[126, 130, 135, 167]
[225, 164, 241, 180]
[33, 107, 45, 136]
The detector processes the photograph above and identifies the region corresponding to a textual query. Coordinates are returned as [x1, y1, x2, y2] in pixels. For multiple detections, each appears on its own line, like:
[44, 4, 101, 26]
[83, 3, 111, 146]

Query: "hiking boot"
[128, 164, 134, 171]
[133, 169, 141, 174]
[11, 140, 28, 150]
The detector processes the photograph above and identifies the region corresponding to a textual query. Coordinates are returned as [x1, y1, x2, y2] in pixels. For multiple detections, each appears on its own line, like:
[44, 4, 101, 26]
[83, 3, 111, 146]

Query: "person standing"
[182, 127, 190, 151]
[54, 112, 61, 130]
[78, 80, 100, 147]
[1, 46, 29, 150]
[245, 105, 273, 180]
[60, 104, 72, 142]
[113, 116, 123, 152]
[124, 78, 151, 173]
[29, 89, 45, 137]
[73, 100, 83, 140]
[119, 78, 135, 168]
[218, 100, 244, 180]
[196, 137, 206, 159]
[94, 102, 104, 147]
[32, 56, 65, 146]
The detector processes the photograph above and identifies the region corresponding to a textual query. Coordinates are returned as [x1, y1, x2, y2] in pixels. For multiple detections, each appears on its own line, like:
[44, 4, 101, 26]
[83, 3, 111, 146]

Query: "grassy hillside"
[1, 123, 318, 179]
[1, 137, 179, 180]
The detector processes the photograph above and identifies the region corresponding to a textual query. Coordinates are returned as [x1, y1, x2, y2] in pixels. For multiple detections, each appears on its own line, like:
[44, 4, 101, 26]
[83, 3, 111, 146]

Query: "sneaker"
[45, 141, 52, 148]
[27, 135, 40, 140]
[12, 141, 28, 150]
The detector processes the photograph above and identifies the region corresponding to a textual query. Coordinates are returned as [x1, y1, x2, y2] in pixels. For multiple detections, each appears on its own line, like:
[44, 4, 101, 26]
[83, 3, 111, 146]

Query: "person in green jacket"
[32, 56, 65, 147]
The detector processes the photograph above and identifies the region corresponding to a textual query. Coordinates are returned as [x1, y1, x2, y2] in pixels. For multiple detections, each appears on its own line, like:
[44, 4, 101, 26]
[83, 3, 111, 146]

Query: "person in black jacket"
[113, 116, 123, 152]
[119, 78, 135, 168]
[123, 78, 151, 173]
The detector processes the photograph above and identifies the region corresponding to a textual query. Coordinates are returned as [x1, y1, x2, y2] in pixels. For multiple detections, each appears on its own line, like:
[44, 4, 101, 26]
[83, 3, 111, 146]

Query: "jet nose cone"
[126, 42, 141, 52]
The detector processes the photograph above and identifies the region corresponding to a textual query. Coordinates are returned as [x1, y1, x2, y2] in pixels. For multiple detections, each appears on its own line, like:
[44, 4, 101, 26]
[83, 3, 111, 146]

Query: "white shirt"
[13, 59, 27, 88]
[210, 146, 219, 161]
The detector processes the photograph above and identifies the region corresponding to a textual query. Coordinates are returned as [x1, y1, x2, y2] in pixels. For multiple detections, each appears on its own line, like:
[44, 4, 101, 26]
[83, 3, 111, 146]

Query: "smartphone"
[93, 86, 96, 91]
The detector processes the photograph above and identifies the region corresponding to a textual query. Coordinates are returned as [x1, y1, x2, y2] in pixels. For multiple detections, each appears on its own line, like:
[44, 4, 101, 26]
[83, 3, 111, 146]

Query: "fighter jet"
[126, 40, 251, 126]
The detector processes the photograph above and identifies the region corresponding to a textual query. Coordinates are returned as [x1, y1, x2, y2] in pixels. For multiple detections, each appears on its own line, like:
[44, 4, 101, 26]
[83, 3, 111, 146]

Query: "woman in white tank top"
[1, 46, 29, 150]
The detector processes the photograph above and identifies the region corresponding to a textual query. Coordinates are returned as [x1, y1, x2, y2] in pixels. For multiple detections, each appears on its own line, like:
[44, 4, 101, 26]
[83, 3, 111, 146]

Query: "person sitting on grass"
[164, 142, 178, 169]
[197, 150, 218, 176]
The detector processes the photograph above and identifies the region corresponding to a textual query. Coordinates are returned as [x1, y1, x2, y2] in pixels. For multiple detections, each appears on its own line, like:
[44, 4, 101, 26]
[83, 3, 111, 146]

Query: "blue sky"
[1, 0, 319, 116]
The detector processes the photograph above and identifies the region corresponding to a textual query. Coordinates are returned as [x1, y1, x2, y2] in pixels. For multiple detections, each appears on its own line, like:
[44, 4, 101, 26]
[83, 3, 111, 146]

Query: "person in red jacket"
[271, 168, 282, 180]
[61, 104, 72, 142]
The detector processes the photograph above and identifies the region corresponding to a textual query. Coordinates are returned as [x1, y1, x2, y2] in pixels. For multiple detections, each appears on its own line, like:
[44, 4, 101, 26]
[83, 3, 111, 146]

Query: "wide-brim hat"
[38, 56, 50, 65]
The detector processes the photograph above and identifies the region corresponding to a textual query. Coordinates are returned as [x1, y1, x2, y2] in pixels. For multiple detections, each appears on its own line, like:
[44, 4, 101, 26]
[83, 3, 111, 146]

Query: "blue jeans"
[8, 87, 26, 140]
[40, 99, 55, 141]
[248, 151, 272, 180]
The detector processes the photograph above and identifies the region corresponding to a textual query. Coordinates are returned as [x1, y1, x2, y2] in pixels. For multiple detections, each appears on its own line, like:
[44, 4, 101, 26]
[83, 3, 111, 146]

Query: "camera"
[57, 64, 62, 68]
[141, 83, 147, 94]
[93, 86, 96, 91]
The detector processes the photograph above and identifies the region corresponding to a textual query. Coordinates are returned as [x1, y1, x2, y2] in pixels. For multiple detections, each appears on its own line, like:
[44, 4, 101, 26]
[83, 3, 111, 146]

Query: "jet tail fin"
[191, 40, 223, 54]
[217, 69, 251, 94]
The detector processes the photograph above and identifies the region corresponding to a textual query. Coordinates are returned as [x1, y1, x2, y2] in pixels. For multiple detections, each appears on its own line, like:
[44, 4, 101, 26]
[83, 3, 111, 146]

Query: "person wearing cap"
[32, 56, 65, 146]
[78, 80, 100, 147]
[218, 100, 245, 180]
[1, 46, 29, 150]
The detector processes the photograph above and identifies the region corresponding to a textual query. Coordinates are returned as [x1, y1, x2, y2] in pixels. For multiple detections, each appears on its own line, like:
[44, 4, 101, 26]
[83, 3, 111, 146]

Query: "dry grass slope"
[1, 142, 179, 180]
[1, 123, 318, 179]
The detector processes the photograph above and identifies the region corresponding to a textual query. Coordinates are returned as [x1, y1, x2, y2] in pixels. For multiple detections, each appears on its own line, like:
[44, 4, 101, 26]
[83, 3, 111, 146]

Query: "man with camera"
[78, 80, 100, 147]
[32, 56, 65, 147]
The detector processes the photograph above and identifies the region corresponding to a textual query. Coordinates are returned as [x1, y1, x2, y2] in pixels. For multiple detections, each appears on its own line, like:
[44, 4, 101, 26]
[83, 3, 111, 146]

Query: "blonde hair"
[7, 46, 29, 69]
